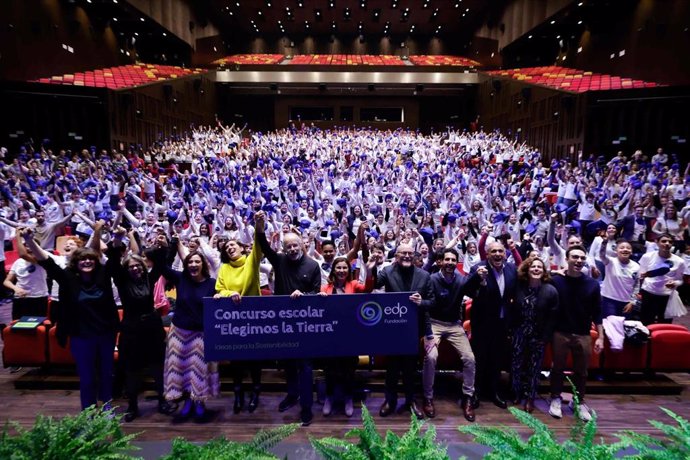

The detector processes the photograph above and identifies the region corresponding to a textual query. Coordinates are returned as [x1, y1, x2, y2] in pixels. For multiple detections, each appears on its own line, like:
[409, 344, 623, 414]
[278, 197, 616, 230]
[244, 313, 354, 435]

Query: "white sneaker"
[322, 397, 332, 416]
[344, 398, 354, 417]
[549, 397, 562, 419]
[570, 401, 593, 422]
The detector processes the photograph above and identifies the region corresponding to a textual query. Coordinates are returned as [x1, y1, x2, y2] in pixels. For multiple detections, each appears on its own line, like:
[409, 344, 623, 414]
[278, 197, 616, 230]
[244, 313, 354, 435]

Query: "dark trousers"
[11, 296, 49, 321]
[232, 361, 262, 392]
[70, 334, 116, 410]
[324, 356, 358, 398]
[284, 359, 313, 411]
[384, 354, 417, 406]
[126, 363, 165, 409]
[640, 290, 673, 326]
[472, 320, 507, 398]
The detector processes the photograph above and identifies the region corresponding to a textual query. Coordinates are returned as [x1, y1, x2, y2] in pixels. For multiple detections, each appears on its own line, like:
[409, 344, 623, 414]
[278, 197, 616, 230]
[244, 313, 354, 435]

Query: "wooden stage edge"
[1, 367, 689, 445]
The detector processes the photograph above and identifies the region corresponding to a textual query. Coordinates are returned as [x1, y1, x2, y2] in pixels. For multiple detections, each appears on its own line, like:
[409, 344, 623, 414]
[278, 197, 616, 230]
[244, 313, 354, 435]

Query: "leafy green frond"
[310, 437, 368, 460]
[250, 423, 300, 450]
[0, 405, 140, 460]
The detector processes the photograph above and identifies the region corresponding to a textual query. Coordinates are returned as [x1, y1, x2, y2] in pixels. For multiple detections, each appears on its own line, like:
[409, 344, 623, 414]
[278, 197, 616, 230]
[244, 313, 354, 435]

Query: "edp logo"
[384, 303, 408, 317]
[357, 301, 409, 326]
[357, 301, 383, 326]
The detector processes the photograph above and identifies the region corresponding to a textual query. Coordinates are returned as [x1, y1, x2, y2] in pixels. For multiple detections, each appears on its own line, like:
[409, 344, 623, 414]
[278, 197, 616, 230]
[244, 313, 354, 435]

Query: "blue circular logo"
[357, 301, 382, 326]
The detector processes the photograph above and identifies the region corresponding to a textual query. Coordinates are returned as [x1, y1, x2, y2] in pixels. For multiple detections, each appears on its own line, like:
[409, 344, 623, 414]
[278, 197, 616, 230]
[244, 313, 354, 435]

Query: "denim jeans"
[70, 334, 116, 409]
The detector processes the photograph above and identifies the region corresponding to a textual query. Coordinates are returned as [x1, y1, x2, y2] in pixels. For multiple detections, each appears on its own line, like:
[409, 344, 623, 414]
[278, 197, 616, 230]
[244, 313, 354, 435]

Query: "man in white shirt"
[637, 233, 687, 325]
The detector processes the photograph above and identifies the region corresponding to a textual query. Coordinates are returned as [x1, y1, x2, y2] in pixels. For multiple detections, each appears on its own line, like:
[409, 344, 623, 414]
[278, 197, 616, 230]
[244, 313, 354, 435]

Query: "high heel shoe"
[248, 392, 260, 413]
[233, 391, 245, 414]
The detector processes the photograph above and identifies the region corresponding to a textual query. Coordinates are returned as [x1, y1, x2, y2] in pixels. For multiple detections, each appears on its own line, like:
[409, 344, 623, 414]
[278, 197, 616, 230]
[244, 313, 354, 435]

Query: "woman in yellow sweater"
[214, 220, 264, 414]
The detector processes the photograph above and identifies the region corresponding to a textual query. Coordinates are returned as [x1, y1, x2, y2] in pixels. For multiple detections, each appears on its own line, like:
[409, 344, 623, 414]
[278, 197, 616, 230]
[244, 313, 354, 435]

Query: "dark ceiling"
[199, 0, 511, 44]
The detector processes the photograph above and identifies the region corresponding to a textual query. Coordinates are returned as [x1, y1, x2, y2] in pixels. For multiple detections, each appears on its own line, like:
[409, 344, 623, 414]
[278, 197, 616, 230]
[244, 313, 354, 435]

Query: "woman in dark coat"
[509, 256, 559, 413]
[106, 237, 176, 421]
[21, 224, 119, 411]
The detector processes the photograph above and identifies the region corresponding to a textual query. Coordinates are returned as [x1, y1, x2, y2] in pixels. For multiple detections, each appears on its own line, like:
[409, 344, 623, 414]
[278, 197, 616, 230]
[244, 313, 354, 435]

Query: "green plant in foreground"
[160, 422, 300, 460]
[458, 392, 626, 460]
[310, 404, 454, 460]
[0, 405, 140, 460]
[618, 407, 690, 460]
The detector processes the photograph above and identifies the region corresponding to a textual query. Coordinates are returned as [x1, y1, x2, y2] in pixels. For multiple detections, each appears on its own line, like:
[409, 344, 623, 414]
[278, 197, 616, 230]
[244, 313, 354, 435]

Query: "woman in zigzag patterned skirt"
[154, 235, 218, 422]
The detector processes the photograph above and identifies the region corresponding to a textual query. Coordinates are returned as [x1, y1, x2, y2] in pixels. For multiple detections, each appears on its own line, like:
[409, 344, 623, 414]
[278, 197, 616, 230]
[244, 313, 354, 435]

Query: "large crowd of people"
[1, 123, 688, 426]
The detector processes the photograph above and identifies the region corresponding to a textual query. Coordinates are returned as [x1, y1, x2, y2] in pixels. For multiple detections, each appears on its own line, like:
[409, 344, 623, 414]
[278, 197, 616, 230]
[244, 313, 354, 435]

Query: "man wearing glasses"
[549, 245, 603, 422]
[374, 243, 434, 419]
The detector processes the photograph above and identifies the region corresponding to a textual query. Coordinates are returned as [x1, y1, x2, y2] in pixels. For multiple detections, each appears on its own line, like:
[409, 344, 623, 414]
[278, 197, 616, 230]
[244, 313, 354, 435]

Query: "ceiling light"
[112, 17, 117, 21]
[528, 34, 533, 38]
[550, 20, 556, 24]
[134, 32, 138, 36]
[258, 10, 262, 15]
[578, 20, 583, 24]
[578, 2, 583, 5]
[140, 17, 145, 22]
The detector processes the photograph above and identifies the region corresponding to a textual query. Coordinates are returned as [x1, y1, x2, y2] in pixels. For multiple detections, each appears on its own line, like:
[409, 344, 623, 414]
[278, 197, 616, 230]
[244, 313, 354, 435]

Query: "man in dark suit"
[374, 243, 435, 419]
[465, 241, 518, 408]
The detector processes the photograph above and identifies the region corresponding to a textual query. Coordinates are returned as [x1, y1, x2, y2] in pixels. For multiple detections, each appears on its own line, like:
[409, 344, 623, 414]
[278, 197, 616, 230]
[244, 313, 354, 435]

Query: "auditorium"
[1, 0, 689, 458]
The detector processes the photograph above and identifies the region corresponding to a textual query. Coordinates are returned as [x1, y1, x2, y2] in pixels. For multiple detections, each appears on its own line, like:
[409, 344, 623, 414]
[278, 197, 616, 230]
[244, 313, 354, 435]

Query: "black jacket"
[257, 231, 321, 295]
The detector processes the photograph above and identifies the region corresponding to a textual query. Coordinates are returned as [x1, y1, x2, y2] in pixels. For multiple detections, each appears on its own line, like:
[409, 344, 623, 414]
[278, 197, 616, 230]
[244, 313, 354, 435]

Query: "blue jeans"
[70, 334, 116, 409]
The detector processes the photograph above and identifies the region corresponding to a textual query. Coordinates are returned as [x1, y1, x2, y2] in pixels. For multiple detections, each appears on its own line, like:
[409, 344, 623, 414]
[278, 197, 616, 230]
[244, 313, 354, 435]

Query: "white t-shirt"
[601, 256, 640, 302]
[638, 251, 686, 296]
[10, 259, 49, 298]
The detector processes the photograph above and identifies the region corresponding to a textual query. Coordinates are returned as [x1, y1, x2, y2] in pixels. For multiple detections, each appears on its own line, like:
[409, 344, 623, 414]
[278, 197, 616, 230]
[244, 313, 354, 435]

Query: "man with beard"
[0, 209, 73, 250]
[465, 241, 517, 409]
[422, 248, 477, 421]
[256, 211, 321, 426]
[549, 245, 603, 422]
[375, 243, 434, 419]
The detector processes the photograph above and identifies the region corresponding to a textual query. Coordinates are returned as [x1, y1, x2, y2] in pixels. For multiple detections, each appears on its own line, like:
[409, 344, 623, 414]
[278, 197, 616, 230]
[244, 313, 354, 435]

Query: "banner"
[203, 292, 418, 361]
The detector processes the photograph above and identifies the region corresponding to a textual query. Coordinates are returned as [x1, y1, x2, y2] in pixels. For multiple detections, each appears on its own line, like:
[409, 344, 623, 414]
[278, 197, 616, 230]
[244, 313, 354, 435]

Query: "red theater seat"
[1, 321, 49, 367]
[601, 338, 648, 371]
[648, 329, 690, 371]
[47, 326, 74, 365]
[647, 324, 688, 333]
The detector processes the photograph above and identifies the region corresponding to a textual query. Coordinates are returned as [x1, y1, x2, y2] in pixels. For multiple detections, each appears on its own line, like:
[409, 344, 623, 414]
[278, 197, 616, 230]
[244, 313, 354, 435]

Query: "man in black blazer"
[465, 241, 518, 408]
[374, 243, 435, 419]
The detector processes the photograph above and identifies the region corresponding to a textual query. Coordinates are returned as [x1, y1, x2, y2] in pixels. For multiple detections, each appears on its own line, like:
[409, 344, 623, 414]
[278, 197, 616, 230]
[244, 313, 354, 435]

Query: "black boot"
[158, 398, 177, 415]
[233, 391, 245, 414]
[248, 391, 260, 413]
[124, 403, 140, 423]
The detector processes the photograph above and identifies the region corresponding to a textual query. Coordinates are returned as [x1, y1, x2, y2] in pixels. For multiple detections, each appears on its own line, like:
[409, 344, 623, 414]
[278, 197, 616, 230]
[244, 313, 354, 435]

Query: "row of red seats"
[408, 55, 480, 67]
[1, 307, 127, 368]
[487, 66, 662, 93]
[212, 54, 479, 67]
[32, 64, 206, 90]
[214, 54, 285, 66]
